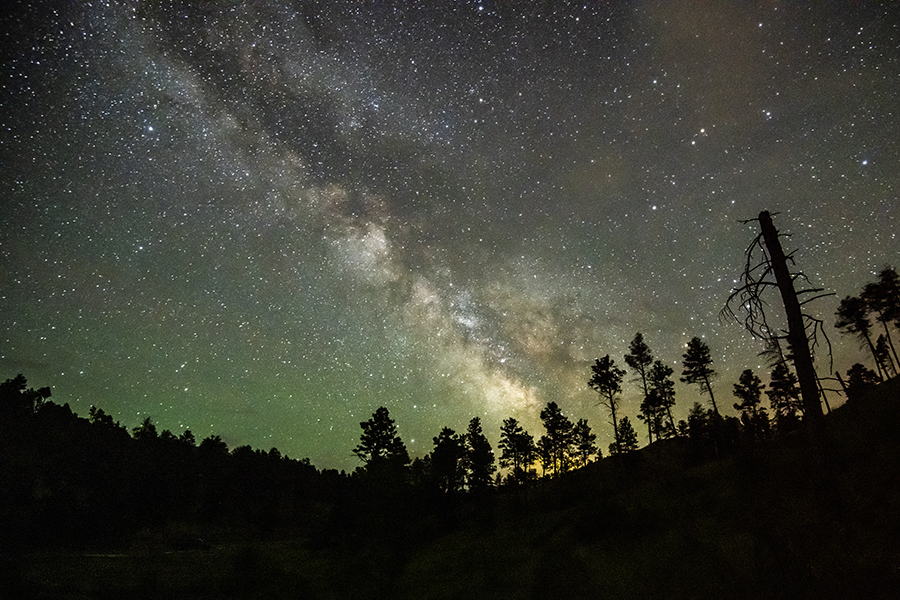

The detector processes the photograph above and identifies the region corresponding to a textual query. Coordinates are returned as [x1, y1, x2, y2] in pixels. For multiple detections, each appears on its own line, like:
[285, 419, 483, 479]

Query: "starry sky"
[2, 1, 898, 470]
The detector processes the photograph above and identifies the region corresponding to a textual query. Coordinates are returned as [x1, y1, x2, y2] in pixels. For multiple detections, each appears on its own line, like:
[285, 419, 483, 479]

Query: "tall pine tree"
[681, 337, 719, 416]
[589, 355, 626, 452]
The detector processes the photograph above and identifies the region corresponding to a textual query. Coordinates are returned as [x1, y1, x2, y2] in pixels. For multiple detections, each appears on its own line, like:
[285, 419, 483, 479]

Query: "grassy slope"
[8, 379, 900, 599]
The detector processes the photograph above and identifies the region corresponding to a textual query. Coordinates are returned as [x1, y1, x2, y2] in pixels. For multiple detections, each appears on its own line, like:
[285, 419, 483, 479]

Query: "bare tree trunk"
[836, 371, 849, 398]
[607, 394, 620, 453]
[666, 406, 678, 436]
[758, 211, 825, 436]
[816, 376, 832, 414]
[703, 374, 719, 416]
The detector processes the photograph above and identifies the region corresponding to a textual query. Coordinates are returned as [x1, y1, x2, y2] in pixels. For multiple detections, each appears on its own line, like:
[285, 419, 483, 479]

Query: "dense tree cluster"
[357, 400, 599, 493]
[0, 374, 603, 550]
[497, 417, 536, 486]
[589, 336, 669, 451]
[0, 375, 329, 550]
[836, 266, 900, 385]
[585, 326, 856, 462]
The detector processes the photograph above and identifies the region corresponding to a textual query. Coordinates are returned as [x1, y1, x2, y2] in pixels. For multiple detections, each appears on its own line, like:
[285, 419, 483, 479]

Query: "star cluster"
[2, 1, 898, 469]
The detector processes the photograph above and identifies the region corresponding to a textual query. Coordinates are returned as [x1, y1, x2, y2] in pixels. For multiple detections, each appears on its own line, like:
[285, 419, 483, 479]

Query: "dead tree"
[721, 211, 832, 436]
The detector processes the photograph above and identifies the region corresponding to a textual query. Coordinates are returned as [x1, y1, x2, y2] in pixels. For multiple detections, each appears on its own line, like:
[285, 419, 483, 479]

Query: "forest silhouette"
[2, 264, 899, 598]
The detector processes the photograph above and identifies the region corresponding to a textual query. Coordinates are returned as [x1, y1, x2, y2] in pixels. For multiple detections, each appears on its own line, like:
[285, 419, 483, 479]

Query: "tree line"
[2, 266, 896, 549]
[588, 330, 806, 462]
[835, 266, 900, 394]
[0, 374, 329, 549]
[311, 285, 898, 483]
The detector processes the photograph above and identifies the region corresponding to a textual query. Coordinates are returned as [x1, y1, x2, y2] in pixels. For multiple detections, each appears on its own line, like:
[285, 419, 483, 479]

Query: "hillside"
[4, 378, 899, 599]
[389, 378, 900, 600]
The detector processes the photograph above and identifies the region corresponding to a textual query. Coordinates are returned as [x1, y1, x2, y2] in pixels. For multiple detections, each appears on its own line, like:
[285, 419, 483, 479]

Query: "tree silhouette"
[430, 427, 465, 495]
[539, 401, 574, 475]
[733, 369, 769, 440]
[179, 429, 196, 447]
[766, 361, 803, 431]
[876, 266, 900, 322]
[498, 417, 535, 487]
[0, 374, 345, 552]
[353, 407, 410, 466]
[874, 335, 896, 378]
[845, 363, 880, 401]
[132, 416, 158, 441]
[463, 417, 495, 492]
[625, 333, 654, 392]
[836, 295, 884, 380]
[0, 374, 51, 421]
[626, 332, 656, 443]
[681, 337, 719, 416]
[536, 436, 553, 477]
[733, 369, 765, 413]
[649, 360, 678, 436]
[862, 268, 900, 370]
[722, 211, 831, 437]
[571, 418, 599, 467]
[588, 355, 626, 453]
[637, 391, 665, 444]
[625, 333, 651, 383]
[199, 434, 229, 456]
[615, 416, 639, 454]
[686, 402, 708, 436]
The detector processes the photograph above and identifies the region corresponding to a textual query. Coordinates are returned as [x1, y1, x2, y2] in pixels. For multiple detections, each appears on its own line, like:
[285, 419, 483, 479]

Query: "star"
[1, 1, 897, 470]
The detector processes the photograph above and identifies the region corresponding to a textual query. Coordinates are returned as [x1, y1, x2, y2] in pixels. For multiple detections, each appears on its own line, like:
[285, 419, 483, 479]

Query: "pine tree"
[0, 374, 51, 421]
[132, 416, 158, 441]
[616, 416, 639, 454]
[836, 295, 884, 380]
[733, 369, 765, 414]
[649, 360, 678, 437]
[571, 418, 599, 467]
[638, 391, 666, 444]
[536, 436, 554, 477]
[353, 406, 410, 471]
[463, 417, 495, 492]
[498, 418, 535, 486]
[845, 363, 880, 401]
[733, 369, 769, 440]
[767, 361, 803, 432]
[681, 337, 719, 415]
[588, 355, 626, 451]
[625, 333, 654, 395]
[874, 334, 896, 378]
[430, 427, 465, 495]
[626, 333, 655, 443]
[878, 267, 900, 325]
[862, 268, 900, 369]
[539, 401, 574, 475]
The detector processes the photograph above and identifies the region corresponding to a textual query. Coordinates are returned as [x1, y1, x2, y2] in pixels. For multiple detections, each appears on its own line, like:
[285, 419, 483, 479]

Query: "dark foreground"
[4, 379, 900, 599]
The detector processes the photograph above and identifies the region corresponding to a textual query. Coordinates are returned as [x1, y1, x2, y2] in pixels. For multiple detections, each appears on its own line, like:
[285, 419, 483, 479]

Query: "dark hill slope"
[394, 379, 900, 600]
[8, 379, 900, 599]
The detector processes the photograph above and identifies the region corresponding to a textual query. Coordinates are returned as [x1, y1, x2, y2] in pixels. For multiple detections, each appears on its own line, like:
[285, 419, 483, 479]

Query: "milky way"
[2, 1, 898, 469]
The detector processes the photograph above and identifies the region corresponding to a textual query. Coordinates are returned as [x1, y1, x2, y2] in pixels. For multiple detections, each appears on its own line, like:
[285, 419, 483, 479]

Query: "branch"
[796, 286, 827, 296]
[723, 214, 834, 376]
[803, 314, 834, 374]
[800, 292, 836, 306]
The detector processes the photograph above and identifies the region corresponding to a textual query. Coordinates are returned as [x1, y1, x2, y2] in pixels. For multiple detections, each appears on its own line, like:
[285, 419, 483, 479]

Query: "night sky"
[2, 1, 898, 471]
